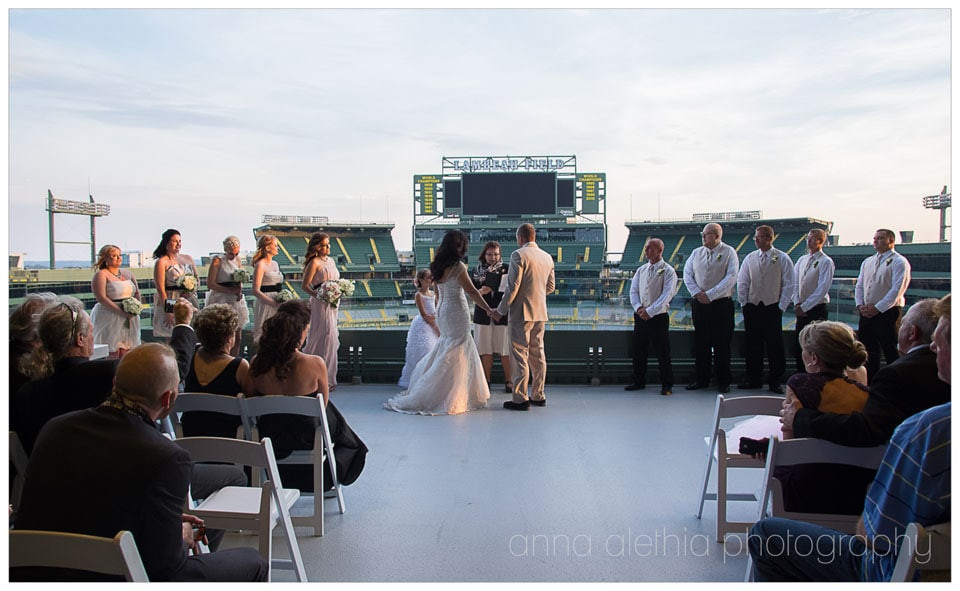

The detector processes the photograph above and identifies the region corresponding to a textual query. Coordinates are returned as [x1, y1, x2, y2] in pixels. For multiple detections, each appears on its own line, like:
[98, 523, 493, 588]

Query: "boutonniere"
[716, 254, 722, 262]
[656, 267, 666, 276]
[885, 258, 892, 266]
[813, 260, 819, 269]
[771, 254, 779, 263]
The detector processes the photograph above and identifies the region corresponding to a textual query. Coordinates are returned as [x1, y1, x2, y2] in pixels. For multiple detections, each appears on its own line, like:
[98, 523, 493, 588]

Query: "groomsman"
[855, 228, 911, 380]
[792, 229, 834, 373]
[683, 223, 739, 393]
[625, 238, 677, 396]
[736, 225, 795, 394]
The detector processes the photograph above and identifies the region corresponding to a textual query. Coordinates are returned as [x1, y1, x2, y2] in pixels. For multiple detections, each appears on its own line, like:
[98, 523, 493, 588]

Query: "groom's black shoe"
[529, 398, 546, 407]
[503, 400, 530, 411]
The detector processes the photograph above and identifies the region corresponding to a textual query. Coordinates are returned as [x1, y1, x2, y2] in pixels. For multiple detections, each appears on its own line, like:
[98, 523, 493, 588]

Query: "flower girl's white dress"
[397, 293, 439, 389]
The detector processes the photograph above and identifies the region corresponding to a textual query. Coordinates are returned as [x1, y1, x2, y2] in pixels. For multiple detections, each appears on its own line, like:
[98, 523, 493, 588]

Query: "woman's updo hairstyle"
[798, 320, 868, 374]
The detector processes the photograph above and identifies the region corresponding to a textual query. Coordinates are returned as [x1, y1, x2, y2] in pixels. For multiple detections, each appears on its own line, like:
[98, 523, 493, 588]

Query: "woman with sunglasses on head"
[91, 244, 142, 358]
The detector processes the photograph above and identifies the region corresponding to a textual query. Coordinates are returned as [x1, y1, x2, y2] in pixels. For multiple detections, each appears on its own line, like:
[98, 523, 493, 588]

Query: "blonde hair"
[94, 244, 121, 270]
[252, 234, 276, 265]
[799, 321, 868, 374]
[223, 235, 241, 250]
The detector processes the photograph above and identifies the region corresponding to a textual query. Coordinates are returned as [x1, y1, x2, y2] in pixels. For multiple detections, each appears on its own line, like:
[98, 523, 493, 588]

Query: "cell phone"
[192, 524, 206, 541]
[164, 299, 177, 313]
[739, 437, 770, 456]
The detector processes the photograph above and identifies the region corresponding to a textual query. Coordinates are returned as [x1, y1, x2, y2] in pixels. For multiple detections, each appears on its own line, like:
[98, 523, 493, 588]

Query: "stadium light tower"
[46, 189, 111, 269]
[922, 185, 951, 242]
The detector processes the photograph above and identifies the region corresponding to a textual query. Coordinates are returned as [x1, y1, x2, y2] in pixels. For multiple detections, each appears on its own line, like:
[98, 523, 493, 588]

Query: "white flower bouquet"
[121, 297, 142, 329]
[276, 288, 296, 303]
[177, 273, 198, 293]
[231, 268, 251, 283]
[319, 279, 355, 308]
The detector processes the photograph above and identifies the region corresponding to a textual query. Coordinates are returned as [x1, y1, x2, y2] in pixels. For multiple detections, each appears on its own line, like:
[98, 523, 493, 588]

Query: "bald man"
[625, 238, 678, 395]
[14, 343, 267, 582]
[683, 223, 740, 393]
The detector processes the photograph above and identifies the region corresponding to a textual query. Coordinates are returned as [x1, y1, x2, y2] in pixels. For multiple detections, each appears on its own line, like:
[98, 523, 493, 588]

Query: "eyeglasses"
[56, 302, 82, 342]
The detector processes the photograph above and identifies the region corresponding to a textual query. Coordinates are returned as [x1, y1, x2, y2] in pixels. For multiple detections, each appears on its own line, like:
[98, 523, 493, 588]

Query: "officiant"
[471, 241, 514, 393]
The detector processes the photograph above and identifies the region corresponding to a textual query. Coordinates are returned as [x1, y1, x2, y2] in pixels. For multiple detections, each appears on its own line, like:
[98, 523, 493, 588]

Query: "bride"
[385, 230, 497, 415]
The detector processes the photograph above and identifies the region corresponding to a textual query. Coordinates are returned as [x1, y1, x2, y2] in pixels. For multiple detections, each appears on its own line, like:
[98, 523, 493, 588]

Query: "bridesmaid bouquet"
[276, 288, 296, 303]
[319, 279, 356, 308]
[177, 273, 198, 293]
[120, 297, 142, 329]
[231, 268, 251, 283]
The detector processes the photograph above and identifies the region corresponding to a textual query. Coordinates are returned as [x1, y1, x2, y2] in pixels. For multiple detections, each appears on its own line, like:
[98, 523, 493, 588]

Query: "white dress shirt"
[793, 250, 835, 312]
[736, 247, 796, 311]
[854, 249, 911, 311]
[629, 259, 678, 317]
[683, 241, 739, 301]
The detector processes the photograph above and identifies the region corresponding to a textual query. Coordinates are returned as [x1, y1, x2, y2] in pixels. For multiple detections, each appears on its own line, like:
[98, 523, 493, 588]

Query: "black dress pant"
[742, 302, 785, 386]
[631, 312, 673, 388]
[858, 306, 902, 381]
[691, 297, 734, 386]
[794, 303, 828, 373]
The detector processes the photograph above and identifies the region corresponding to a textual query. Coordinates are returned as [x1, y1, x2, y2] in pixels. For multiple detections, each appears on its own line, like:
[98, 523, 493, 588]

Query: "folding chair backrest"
[892, 521, 951, 581]
[242, 393, 326, 448]
[717, 394, 784, 420]
[171, 392, 251, 439]
[760, 437, 887, 531]
[175, 436, 277, 471]
[9, 529, 149, 582]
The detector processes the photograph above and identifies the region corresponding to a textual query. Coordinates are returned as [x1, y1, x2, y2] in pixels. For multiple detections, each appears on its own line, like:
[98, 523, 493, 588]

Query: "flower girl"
[397, 269, 440, 388]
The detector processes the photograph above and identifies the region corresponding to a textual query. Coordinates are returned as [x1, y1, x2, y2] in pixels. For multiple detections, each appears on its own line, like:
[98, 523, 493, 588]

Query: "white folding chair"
[174, 436, 307, 582]
[891, 521, 951, 582]
[10, 431, 29, 509]
[9, 529, 149, 582]
[695, 394, 784, 541]
[168, 392, 251, 440]
[744, 437, 887, 581]
[242, 393, 346, 537]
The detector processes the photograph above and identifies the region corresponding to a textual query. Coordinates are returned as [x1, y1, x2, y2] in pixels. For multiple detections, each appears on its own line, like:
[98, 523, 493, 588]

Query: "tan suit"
[496, 241, 555, 403]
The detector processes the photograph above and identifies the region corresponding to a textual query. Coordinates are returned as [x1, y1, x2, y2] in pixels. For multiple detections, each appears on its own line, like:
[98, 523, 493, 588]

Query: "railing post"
[595, 346, 604, 386]
[352, 345, 364, 384]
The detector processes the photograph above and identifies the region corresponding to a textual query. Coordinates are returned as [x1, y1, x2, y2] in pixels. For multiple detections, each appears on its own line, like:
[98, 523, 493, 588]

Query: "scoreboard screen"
[461, 172, 556, 216]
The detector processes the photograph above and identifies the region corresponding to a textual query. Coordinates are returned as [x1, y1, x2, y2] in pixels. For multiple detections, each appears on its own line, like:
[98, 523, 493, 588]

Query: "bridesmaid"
[301, 232, 340, 389]
[152, 228, 199, 340]
[91, 244, 142, 358]
[251, 234, 284, 344]
[206, 235, 249, 356]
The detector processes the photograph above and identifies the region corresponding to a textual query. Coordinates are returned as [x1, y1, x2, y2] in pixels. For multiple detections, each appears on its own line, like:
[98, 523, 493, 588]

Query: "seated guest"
[12, 343, 267, 582]
[778, 320, 873, 515]
[169, 298, 198, 385]
[248, 300, 368, 492]
[9, 292, 58, 398]
[749, 294, 951, 582]
[783, 299, 949, 446]
[13, 297, 118, 454]
[180, 303, 252, 438]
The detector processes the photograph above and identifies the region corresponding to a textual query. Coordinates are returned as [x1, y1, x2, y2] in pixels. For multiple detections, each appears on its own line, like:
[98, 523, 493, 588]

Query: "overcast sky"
[6, 7, 952, 264]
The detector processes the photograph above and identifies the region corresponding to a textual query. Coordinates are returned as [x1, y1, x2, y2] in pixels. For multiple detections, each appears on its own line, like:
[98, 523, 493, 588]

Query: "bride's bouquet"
[177, 273, 198, 293]
[231, 268, 251, 284]
[319, 279, 355, 308]
[120, 297, 143, 329]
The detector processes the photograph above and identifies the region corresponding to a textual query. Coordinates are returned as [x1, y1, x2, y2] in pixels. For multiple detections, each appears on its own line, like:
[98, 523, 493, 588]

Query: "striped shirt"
[861, 402, 951, 581]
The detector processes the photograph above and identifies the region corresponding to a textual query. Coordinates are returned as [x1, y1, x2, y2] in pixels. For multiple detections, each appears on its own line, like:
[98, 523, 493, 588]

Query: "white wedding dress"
[385, 263, 490, 415]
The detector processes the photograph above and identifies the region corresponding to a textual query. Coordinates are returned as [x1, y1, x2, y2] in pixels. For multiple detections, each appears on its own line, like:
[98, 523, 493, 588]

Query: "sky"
[5, 6, 953, 264]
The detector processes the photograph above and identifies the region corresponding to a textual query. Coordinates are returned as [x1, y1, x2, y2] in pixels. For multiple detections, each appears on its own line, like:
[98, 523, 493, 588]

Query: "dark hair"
[414, 268, 431, 288]
[153, 229, 181, 259]
[250, 299, 310, 380]
[479, 241, 501, 262]
[194, 304, 240, 352]
[303, 232, 330, 270]
[430, 230, 468, 283]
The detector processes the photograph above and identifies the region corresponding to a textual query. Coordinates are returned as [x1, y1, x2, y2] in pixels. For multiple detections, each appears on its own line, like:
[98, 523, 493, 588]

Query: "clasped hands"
[181, 513, 207, 555]
[858, 304, 880, 318]
[488, 309, 503, 322]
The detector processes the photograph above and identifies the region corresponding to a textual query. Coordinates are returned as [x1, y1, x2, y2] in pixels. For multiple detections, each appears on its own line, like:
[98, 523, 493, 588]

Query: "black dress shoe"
[737, 382, 763, 390]
[529, 399, 546, 407]
[768, 384, 785, 394]
[718, 384, 731, 394]
[685, 382, 709, 390]
[624, 383, 646, 391]
[503, 400, 530, 411]
[660, 388, 672, 396]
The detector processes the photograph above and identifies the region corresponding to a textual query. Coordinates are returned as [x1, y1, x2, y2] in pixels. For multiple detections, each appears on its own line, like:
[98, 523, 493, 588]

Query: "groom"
[496, 223, 556, 411]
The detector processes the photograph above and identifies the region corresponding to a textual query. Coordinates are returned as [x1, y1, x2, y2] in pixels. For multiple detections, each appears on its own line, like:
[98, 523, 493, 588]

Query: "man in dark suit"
[13, 343, 267, 582]
[169, 298, 198, 384]
[782, 299, 949, 446]
[13, 298, 118, 454]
